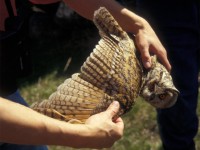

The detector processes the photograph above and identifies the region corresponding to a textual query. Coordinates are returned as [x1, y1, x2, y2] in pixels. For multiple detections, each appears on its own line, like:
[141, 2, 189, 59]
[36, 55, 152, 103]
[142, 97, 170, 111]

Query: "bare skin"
[0, 0, 171, 148]
[64, 0, 171, 71]
[0, 98, 123, 149]
[29, 0, 171, 71]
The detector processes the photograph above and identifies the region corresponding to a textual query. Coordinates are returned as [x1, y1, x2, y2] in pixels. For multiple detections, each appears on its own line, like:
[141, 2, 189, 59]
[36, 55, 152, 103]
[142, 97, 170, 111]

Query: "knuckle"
[142, 54, 150, 60]
[110, 109, 117, 116]
[157, 47, 167, 55]
[115, 131, 123, 140]
[158, 49, 166, 55]
[136, 39, 148, 50]
[139, 43, 148, 51]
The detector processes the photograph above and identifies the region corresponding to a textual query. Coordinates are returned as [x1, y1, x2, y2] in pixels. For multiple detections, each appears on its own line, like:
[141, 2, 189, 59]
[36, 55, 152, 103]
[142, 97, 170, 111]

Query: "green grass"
[19, 70, 162, 150]
[19, 70, 200, 150]
[18, 12, 200, 150]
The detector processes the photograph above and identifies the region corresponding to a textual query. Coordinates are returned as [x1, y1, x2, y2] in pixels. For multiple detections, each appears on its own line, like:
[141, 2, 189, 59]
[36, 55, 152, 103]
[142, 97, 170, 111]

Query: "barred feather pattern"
[31, 7, 178, 123]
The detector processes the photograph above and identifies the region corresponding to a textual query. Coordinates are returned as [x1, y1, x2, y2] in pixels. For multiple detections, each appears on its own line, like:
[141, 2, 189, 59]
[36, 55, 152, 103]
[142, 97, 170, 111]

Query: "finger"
[105, 101, 120, 119]
[135, 37, 152, 69]
[141, 48, 152, 69]
[115, 117, 124, 129]
[112, 117, 124, 140]
[151, 45, 172, 71]
[157, 51, 171, 71]
[138, 44, 152, 69]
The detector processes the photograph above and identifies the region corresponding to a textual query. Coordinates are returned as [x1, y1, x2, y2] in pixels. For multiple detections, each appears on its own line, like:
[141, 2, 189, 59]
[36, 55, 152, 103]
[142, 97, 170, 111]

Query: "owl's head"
[140, 57, 179, 109]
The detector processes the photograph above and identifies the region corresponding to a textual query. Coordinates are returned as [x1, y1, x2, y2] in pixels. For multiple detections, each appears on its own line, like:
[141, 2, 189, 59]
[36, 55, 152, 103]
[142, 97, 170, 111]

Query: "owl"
[140, 56, 178, 108]
[31, 7, 179, 123]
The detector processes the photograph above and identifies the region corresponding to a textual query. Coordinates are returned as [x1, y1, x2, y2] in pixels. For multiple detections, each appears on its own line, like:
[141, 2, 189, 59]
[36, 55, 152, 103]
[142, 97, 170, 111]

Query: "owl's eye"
[158, 94, 167, 100]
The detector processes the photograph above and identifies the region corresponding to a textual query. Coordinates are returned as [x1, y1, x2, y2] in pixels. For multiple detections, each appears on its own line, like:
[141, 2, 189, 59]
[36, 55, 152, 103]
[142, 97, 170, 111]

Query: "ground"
[19, 3, 200, 150]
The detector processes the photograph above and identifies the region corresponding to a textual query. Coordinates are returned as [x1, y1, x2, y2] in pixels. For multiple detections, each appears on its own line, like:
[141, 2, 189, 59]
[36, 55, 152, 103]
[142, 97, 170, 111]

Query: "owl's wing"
[86, 7, 143, 110]
[31, 73, 114, 123]
[31, 7, 143, 123]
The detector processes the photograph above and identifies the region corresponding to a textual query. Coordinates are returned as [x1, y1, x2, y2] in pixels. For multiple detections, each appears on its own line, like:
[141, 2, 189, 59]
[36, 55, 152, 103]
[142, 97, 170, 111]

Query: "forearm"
[64, 0, 146, 33]
[29, 0, 171, 69]
[0, 97, 122, 148]
[0, 97, 93, 147]
[64, 0, 171, 70]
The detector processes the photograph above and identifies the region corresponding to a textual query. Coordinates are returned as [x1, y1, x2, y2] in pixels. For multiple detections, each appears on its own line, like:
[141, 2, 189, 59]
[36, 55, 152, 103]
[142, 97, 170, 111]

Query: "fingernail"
[112, 101, 119, 108]
[145, 62, 151, 68]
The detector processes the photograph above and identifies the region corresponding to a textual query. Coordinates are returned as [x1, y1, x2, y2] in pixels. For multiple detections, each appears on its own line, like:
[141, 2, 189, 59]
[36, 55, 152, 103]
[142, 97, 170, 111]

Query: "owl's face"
[140, 62, 179, 109]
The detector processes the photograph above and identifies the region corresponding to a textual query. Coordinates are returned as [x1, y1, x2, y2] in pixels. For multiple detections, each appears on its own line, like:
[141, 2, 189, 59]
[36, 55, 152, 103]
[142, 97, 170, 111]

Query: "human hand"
[84, 101, 124, 148]
[134, 19, 171, 71]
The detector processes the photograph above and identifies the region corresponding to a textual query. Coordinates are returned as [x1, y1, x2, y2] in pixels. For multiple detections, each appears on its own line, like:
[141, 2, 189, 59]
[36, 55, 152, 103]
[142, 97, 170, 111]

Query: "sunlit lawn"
[19, 10, 200, 150]
[19, 70, 200, 150]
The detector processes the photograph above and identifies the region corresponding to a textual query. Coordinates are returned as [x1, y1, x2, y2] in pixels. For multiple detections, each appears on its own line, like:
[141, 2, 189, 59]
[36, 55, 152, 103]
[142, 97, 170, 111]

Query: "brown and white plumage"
[31, 7, 179, 123]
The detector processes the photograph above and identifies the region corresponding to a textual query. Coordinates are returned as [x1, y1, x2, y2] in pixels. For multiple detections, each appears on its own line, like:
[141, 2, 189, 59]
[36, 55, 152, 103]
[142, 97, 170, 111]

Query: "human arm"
[29, 0, 171, 70]
[0, 97, 123, 148]
[63, 0, 171, 71]
[28, 0, 171, 70]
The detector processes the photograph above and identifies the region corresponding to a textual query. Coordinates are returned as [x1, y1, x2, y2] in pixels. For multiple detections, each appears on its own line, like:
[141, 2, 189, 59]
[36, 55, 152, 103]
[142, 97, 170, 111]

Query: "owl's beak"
[161, 88, 179, 109]
[166, 90, 179, 108]
[172, 87, 179, 94]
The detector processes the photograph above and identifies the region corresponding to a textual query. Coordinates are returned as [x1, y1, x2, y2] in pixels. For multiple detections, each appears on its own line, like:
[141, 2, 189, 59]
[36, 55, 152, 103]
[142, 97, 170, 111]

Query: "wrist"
[120, 8, 147, 34]
[58, 124, 104, 148]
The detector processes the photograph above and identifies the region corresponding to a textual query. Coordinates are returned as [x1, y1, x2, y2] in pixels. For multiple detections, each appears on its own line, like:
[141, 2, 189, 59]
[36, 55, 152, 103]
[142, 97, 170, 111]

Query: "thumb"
[105, 101, 120, 119]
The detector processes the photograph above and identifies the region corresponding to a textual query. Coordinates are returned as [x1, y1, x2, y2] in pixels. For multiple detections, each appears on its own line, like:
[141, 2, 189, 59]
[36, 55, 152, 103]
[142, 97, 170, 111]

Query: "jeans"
[157, 46, 199, 150]
[0, 90, 48, 150]
[134, 1, 200, 149]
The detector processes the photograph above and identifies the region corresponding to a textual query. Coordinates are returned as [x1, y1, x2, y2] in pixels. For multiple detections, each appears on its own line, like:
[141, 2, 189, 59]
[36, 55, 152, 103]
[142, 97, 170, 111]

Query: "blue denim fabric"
[135, 1, 200, 150]
[0, 90, 48, 150]
[0, 144, 48, 150]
